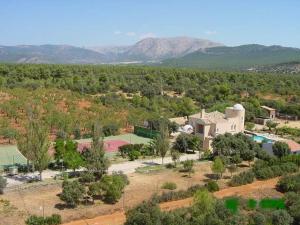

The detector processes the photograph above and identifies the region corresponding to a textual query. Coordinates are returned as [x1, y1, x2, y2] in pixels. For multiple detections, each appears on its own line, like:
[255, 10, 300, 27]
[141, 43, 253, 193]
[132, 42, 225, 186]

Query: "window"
[198, 124, 204, 134]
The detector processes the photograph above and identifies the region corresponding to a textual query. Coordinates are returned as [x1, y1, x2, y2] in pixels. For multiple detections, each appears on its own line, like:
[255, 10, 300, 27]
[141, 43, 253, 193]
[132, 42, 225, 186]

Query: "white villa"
[189, 104, 245, 149]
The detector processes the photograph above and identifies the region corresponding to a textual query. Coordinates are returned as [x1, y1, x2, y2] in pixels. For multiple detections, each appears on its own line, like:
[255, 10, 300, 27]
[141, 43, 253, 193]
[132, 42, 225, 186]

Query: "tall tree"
[86, 122, 110, 178]
[64, 140, 83, 172]
[154, 122, 170, 164]
[17, 106, 51, 180]
[211, 157, 225, 179]
[29, 119, 51, 181]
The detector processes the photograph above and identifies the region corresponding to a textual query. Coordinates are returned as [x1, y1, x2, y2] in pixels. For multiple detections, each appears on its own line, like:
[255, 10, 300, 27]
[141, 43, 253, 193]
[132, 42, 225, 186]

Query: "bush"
[154, 184, 204, 203]
[229, 171, 255, 187]
[255, 167, 274, 180]
[271, 210, 294, 225]
[273, 141, 291, 158]
[60, 180, 85, 207]
[79, 172, 95, 183]
[161, 182, 177, 190]
[251, 212, 267, 225]
[103, 124, 119, 136]
[277, 173, 300, 193]
[182, 160, 194, 176]
[100, 173, 129, 204]
[112, 171, 130, 185]
[0, 176, 7, 194]
[255, 162, 298, 180]
[119, 144, 144, 158]
[205, 180, 219, 192]
[125, 201, 162, 225]
[128, 150, 141, 161]
[25, 214, 61, 225]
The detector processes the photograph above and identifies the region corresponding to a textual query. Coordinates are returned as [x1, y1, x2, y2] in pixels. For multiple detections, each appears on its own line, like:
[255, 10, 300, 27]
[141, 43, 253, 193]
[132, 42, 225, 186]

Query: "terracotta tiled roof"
[283, 140, 300, 152]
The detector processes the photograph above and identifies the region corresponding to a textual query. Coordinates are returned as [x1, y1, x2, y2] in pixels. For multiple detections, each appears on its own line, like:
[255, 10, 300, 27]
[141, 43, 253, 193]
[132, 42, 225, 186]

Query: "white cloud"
[204, 30, 217, 35]
[125, 32, 136, 37]
[114, 30, 122, 35]
[139, 32, 157, 40]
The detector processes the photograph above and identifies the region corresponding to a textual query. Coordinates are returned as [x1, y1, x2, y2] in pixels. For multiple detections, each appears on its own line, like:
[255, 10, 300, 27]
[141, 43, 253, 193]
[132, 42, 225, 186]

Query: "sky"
[1, 0, 300, 47]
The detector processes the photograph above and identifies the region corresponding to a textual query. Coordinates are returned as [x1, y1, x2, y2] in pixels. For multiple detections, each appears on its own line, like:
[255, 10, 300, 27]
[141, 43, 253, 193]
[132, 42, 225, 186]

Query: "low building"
[261, 106, 276, 119]
[189, 104, 245, 150]
[262, 139, 300, 155]
[254, 117, 272, 126]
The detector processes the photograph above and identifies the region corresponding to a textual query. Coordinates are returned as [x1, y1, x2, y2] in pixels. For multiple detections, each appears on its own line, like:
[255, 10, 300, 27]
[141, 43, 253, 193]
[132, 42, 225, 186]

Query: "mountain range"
[0, 37, 222, 64]
[1, 37, 300, 71]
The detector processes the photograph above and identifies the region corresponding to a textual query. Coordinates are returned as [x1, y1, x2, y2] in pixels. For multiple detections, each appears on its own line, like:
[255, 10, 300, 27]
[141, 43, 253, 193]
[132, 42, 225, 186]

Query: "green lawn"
[77, 133, 152, 145]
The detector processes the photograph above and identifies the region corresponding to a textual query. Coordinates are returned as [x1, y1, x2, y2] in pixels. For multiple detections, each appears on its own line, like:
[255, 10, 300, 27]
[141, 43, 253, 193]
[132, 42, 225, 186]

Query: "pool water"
[252, 135, 273, 143]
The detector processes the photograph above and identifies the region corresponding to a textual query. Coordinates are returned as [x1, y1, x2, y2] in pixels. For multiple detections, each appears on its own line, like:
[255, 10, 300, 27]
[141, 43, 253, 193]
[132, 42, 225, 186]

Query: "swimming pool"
[252, 135, 273, 143]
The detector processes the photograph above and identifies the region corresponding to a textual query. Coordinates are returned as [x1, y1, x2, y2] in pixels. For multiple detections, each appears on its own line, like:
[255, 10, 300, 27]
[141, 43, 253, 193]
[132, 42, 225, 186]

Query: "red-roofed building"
[283, 140, 300, 154]
[262, 139, 300, 156]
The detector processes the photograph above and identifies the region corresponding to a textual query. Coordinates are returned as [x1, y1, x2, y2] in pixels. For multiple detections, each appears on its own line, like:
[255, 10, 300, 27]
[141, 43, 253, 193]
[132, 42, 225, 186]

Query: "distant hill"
[2, 41, 300, 70]
[0, 37, 222, 64]
[162, 44, 300, 70]
[0, 45, 107, 64]
[86, 37, 222, 63]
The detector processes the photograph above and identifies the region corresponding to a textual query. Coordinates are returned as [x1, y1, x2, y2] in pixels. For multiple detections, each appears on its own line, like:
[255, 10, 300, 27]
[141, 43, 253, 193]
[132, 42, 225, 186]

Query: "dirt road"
[63, 178, 280, 225]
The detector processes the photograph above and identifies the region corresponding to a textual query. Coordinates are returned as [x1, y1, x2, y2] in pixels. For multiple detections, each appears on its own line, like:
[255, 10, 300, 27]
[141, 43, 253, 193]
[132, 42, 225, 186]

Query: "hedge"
[229, 171, 255, 187]
[255, 162, 298, 180]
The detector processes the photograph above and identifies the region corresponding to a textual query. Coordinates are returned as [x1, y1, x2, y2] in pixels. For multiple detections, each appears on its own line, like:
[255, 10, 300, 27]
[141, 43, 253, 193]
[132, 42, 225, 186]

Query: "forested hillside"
[0, 63, 300, 142]
[162, 44, 300, 69]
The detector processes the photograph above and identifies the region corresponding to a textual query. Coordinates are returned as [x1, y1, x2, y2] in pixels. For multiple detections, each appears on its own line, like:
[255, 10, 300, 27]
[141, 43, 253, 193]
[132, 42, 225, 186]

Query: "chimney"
[201, 109, 205, 118]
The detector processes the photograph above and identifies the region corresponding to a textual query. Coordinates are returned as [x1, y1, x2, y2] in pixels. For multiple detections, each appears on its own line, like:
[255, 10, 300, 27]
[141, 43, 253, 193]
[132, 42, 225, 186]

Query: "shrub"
[161, 182, 177, 190]
[125, 201, 162, 225]
[154, 184, 204, 203]
[60, 180, 85, 207]
[79, 172, 95, 183]
[182, 160, 194, 176]
[119, 144, 144, 158]
[277, 173, 300, 193]
[99, 173, 129, 204]
[112, 171, 130, 185]
[128, 150, 141, 161]
[25, 214, 61, 225]
[255, 163, 298, 180]
[251, 212, 267, 225]
[103, 124, 119, 136]
[0, 176, 7, 194]
[205, 180, 219, 192]
[229, 171, 255, 187]
[255, 167, 274, 180]
[273, 141, 291, 158]
[271, 210, 294, 225]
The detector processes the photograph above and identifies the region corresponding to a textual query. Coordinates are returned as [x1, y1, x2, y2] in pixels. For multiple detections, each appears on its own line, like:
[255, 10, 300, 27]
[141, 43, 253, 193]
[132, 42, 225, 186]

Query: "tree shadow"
[54, 203, 72, 210]
[204, 173, 218, 180]
[237, 164, 249, 168]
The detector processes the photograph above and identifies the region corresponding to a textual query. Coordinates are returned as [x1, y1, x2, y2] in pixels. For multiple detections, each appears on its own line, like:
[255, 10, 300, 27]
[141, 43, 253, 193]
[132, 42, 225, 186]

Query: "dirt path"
[63, 178, 280, 225]
[214, 177, 280, 199]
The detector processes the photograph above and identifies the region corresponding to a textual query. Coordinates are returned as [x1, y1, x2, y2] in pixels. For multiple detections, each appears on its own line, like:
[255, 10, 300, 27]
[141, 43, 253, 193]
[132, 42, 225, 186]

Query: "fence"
[134, 126, 160, 139]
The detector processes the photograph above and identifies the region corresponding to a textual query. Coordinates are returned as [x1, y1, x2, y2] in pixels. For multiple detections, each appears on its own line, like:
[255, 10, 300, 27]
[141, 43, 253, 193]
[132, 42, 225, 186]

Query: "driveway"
[5, 153, 199, 188]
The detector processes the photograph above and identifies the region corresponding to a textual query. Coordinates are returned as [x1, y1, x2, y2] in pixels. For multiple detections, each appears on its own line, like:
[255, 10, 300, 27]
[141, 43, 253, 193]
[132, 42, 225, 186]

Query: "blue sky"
[1, 0, 300, 47]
